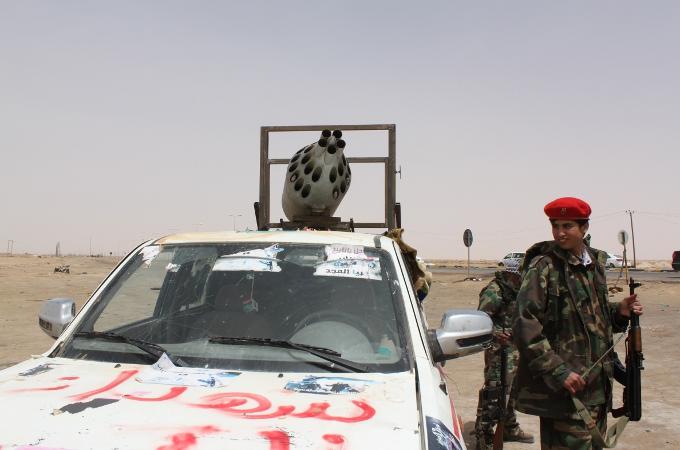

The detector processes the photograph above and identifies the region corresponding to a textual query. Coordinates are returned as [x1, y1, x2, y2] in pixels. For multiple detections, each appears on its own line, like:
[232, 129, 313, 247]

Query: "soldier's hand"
[494, 330, 512, 345]
[619, 293, 643, 317]
[563, 372, 586, 395]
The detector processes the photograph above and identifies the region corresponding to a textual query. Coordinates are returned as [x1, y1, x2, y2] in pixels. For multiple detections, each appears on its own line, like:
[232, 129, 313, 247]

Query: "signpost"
[463, 229, 473, 280]
[618, 230, 630, 281]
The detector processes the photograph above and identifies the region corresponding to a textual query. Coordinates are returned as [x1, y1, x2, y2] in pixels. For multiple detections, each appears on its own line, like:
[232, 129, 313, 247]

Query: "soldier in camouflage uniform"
[513, 197, 643, 450]
[474, 269, 534, 449]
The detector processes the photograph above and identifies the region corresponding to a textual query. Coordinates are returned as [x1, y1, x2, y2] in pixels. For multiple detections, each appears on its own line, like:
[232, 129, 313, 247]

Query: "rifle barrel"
[627, 277, 643, 421]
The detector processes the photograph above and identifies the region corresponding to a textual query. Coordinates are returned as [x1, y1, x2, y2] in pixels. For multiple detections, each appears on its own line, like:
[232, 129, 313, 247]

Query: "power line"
[636, 211, 680, 219]
[408, 210, 628, 243]
[636, 213, 680, 226]
[589, 210, 626, 222]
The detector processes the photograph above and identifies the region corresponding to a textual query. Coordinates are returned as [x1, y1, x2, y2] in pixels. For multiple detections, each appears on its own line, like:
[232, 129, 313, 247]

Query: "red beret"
[544, 197, 591, 220]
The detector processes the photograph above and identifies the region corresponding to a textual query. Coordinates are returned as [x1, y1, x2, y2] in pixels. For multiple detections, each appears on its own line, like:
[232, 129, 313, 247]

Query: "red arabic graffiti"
[156, 425, 221, 450]
[192, 392, 375, 422]
[156, 432, 197, 450]
[2, 427, 347, 450]
[257, 430, 347, 450]
[10, 375, 81, 393]
[124, 386, 187, 402]
[10, 371, 376, 427]
[11, 384, 70, 393]
[293, 401, 375, 423]
[323, 434, 345, 444]
[71, 369, 138, 401]
[185, 425, 221, 434]
[259, 430, 291, 450]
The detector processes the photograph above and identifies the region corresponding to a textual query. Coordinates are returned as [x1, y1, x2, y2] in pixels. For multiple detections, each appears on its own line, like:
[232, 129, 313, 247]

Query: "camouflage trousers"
[539, 404, 606, 450]
[474, 344, 520, 448]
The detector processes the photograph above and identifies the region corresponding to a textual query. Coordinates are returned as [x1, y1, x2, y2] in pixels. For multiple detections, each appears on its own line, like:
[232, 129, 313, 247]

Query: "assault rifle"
[492, 337, 508, 450]
[612, 277, 643, 421]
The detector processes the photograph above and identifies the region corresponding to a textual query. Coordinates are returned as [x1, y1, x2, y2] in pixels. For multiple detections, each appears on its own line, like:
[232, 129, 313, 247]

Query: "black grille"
[457, 333, 491, 348]
[39, 318, 52, 331]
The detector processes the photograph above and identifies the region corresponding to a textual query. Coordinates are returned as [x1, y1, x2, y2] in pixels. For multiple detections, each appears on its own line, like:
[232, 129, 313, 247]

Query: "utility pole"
[626, 210, 637, 268]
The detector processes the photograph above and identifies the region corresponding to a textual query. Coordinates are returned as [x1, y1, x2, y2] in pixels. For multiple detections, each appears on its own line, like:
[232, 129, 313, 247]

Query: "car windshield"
[58, 242, 409, 373]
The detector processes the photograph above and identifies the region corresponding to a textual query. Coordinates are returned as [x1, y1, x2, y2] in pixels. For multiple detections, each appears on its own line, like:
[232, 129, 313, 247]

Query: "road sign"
[618, 230, 629, 246]
[463, 229, 473, 248]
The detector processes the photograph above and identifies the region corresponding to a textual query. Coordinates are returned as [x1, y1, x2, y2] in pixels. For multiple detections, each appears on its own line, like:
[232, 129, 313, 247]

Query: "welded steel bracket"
[256, 124, 398, 231]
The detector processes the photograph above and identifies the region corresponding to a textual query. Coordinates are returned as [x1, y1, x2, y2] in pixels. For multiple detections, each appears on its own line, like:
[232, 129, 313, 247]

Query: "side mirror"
[38, 298, 76, 339]
[428, 310, 493, 362]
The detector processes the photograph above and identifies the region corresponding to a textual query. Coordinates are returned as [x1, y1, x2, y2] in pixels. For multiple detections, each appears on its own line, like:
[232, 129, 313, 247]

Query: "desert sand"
[427, 259, 674, 272]
[0, 255, 678, 449]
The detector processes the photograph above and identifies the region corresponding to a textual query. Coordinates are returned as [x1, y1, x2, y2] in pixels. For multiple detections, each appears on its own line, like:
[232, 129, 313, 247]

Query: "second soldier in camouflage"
[474, 269, 534, 449]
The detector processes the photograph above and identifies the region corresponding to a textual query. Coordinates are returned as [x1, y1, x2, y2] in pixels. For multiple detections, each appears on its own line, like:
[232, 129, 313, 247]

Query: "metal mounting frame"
[257, 124, 397, 231]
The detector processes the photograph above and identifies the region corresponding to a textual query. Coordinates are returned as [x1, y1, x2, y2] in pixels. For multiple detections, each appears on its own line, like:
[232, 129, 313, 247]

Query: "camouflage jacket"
[512, 241, 629, 418]
[478, 271, 522, 335]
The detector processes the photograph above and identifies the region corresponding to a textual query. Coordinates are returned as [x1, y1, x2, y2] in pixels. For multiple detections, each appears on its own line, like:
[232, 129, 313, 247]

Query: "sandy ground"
[0, 255, 121, 366]
[424, 270, 680, 450]
[0, 255, 678, 449]
[427, 259, 674, 272]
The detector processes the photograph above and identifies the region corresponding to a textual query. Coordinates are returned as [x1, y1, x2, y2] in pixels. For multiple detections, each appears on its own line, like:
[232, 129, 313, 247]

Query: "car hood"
[0, 357, 421, 449]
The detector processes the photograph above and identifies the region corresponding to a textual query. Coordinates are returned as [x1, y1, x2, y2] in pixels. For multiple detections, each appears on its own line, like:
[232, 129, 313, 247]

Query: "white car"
[0, 231, 491, 449]
[498, 252, 525, 271]
[416, 255, 430, 267]
[605, 252, 624, 268]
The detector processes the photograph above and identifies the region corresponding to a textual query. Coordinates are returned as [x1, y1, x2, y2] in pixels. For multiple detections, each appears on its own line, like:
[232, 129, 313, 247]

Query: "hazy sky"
[1, 1, 678, 259]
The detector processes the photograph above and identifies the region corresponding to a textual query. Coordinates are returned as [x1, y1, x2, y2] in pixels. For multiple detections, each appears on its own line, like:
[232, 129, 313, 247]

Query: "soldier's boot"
[503, 426, 535, 444]
[501, 398, 534, 443]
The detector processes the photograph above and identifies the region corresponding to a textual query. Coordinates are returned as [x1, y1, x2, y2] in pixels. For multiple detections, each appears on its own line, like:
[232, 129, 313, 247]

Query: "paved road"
[431, 266, 680, 283]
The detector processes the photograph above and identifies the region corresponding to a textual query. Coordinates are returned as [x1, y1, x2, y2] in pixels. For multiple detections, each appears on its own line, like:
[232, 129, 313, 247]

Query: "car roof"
[153, 230, 388, 248]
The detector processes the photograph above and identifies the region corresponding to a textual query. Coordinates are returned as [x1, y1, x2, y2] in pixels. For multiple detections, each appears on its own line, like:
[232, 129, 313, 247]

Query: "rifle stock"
[492, 421, 504, 449]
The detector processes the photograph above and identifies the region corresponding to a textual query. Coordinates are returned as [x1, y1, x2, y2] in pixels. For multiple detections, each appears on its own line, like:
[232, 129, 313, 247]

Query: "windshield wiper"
[208, 336, 368, 373]
[74, 331, 187, 367]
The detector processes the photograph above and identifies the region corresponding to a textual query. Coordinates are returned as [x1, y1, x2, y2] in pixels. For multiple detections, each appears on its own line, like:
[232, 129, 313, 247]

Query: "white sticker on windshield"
[314, 259, 382, 280]
[212, 244, 284, 272]
[140, 246, 160, 266]
[325, 244, 372, 261]
[136, 353, 240, 387]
